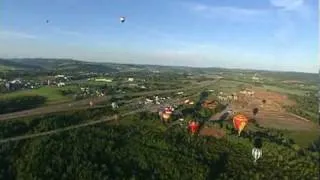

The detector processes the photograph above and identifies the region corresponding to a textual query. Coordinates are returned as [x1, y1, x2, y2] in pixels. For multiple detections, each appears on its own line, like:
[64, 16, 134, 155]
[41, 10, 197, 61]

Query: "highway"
[0, 97, 183, 144]
[0, 80, 218, 121]
[0, 80, 219, 143]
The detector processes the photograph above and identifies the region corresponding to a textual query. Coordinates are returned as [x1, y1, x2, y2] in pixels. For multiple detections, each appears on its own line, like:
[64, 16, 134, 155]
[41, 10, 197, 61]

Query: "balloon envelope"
[188, 121, 199, 134]
[120, 17, 125, 23]
[233, 114, 248, 130]
[233, 114, 248, 136]
[252, 148, 262, 162]
[254, 137, 263, 148]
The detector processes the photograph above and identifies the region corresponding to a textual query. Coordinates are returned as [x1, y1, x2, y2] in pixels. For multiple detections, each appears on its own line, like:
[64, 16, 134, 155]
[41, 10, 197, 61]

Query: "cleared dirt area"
[199, 126, 226, 138]
[213, 88, 319, 131]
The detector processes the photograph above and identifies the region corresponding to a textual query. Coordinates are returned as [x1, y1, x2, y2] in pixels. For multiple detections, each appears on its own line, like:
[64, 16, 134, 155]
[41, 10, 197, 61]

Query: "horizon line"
[1, 57, 318, 75]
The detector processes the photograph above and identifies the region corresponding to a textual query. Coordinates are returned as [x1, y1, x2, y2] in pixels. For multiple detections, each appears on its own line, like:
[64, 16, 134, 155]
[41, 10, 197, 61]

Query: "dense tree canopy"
[0, 95, 47, 114]
[0, 109, 318, 180]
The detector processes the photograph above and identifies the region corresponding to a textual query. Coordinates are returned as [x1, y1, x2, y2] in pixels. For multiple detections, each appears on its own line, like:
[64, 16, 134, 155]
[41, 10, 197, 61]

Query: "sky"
[0, 0, 318, 73]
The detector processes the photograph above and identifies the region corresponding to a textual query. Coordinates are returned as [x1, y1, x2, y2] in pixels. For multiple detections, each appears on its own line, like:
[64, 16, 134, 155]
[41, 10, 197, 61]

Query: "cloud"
[0, 30, 37, 39]
[52, 27, 83, 36]
[270, 0, 304, 11]
[270, 0, 316, 46]
[183, 2, 269, 22]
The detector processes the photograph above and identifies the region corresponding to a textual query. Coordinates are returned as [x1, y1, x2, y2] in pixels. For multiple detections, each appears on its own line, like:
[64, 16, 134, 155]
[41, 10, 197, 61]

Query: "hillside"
[0, 59, 43, 71]
[3, 59, 118, 73]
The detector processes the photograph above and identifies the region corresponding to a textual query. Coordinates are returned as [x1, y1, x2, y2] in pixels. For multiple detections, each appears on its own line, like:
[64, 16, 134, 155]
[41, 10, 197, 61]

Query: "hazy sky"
[1, 0, 318, 72]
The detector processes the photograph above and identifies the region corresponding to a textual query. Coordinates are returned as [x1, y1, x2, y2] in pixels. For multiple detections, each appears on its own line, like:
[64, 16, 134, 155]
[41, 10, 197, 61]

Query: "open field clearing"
[210, 86, 319, 132]
[0, 65, 14, 72]
[0, 86, 70, 104]
[263, 85, 307, 96]
[280, 130, 320, 148]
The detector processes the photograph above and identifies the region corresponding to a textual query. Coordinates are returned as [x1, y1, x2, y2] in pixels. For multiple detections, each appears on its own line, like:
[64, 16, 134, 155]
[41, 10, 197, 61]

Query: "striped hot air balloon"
[252, 148, 262, 163]
[233, 114, 248, 136]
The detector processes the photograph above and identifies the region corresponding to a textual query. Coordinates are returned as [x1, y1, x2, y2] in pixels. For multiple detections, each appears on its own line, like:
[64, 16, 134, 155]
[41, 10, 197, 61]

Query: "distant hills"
[0, 58, 118, 73]
[0, 58, 317, 83]
[0, 59, 43, 70]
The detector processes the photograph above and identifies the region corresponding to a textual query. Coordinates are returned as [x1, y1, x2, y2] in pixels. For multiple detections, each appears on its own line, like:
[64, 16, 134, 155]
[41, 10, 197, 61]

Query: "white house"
[55, 75, 65, 78]
[57, 82, 65, 87]
[128, 78, 134, 82]
[95, 78, 113, 82]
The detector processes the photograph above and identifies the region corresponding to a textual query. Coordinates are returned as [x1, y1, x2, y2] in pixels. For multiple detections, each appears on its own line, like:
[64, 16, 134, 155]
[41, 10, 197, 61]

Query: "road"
[0, 80, 218, 121]
[0, 83, 204, 144]
[0, 97, 184, 144]
[0, 109, 142, 144]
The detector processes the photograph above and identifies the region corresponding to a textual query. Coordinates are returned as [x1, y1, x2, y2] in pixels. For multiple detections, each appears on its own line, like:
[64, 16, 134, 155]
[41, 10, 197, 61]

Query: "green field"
[0, 87, 72, 104]
[0, 65, 14, 72]
[263, 85, 307, 95]
[211, 80, 250, 93]
[281, 130, 320, 148]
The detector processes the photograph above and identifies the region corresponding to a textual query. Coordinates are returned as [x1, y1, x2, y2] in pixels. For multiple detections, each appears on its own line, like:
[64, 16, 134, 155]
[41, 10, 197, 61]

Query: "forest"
[0, 98, 319, 179]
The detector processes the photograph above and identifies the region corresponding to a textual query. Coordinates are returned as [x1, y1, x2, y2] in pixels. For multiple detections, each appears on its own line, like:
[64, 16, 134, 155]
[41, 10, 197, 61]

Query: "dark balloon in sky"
[120, 17, 125, 23]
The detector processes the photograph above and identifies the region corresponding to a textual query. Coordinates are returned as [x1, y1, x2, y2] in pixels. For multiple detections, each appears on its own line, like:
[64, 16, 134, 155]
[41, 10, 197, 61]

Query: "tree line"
[0, 95, 47, 114]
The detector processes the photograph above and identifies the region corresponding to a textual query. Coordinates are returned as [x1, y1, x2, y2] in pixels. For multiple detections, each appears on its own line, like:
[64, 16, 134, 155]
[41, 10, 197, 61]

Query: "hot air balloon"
[188, 120, 200, 135]
[159, 106, 173, 124]
[120, 17, 126, 23]
[254, 137, 263, 149]
[253, 107, 259, 117]
[232, 114, 248, 136]
[252, 147, 262, 163]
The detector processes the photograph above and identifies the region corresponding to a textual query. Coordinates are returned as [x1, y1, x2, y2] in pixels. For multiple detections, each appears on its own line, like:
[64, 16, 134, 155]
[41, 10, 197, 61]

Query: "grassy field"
[212, 79, 250, 93]
[263, 85, 307, 96]
[0, 65, 14, 72]
[281, 130, 320, 148]
[82, 81, 114, 86]
[0, 86, 72, 104]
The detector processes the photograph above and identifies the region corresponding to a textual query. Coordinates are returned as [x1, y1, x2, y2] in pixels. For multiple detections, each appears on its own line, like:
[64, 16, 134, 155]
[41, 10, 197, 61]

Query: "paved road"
[0, 80, 218, 121]
[0, 96, 185, 144]
[0, 87, 202, 144]
[0, 109, 142, 144]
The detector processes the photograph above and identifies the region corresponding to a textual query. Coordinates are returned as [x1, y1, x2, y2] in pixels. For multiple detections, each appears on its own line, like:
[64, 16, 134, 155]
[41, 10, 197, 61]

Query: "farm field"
[0, 86, 71, 104]
[263, 85, 307, 96]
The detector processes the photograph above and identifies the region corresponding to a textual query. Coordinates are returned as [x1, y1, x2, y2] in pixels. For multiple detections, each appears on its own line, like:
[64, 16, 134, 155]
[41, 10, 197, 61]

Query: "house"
[252, 76, 260, 81]
[239, 89, 255, 96]
[202, 100, 217, 109]
[217, 96, 227, 101]
[57, 82, 65, 87]
[95, 78, 113, 82]
[55, 75, 65, 78]
[111, 102, 119, 109]
[128, 78, 134, 82]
